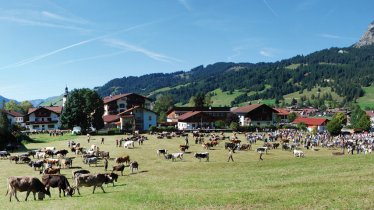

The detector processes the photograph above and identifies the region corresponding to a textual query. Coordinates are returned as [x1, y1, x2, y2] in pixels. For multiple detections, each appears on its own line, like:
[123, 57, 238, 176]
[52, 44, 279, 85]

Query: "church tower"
[62, 86, 68, 108]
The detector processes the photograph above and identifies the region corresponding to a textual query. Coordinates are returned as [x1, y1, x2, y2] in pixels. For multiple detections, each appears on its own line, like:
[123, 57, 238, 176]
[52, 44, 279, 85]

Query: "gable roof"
[293, 117, 329, 126]
[4, 110, 23, 117]
[177, 111, 215, 122]
[27, 106, 63, 115]
[103, 93, 149, 104]
[102, 115, 120, 123]
[275, 108, 290, 116]
[232, 104, 278, 114]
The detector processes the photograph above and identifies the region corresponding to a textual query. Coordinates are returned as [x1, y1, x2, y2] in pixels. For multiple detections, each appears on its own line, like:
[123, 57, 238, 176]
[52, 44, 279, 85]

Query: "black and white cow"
[194, 152, 209, 162]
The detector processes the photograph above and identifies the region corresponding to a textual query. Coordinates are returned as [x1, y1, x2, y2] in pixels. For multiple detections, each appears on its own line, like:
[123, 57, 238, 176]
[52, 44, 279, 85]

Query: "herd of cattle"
[1, 131, 335, 202]
[0, 138, 144, 202]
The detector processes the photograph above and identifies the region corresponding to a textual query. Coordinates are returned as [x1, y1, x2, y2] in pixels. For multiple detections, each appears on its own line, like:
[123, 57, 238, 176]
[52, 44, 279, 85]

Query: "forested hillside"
[96, 44, 374, 108]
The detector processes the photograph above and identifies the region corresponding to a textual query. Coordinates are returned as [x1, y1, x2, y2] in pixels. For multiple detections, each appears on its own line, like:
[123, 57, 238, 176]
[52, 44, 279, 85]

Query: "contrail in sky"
[263, 0, 279, 17]
[0, 20, 159, 70]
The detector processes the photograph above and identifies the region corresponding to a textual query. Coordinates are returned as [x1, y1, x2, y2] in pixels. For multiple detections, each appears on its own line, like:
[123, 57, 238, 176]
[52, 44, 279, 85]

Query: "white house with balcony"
[3, 110, 24, 126]
[25, 106, 62, 131]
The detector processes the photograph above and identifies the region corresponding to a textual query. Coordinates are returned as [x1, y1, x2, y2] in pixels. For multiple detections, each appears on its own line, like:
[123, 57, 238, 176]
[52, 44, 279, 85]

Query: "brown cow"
[6, 176, 51, 202]
[112, 164, 126, 176]
[41, 167, 61, 175]
[129, 161, 139, 173]
[115, 156, 130, 164]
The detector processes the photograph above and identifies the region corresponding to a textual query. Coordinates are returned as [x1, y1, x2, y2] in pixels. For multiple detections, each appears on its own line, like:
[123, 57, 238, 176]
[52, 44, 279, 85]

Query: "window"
[48, 125, 54, 128]
[119, 104, 125, 108]
[148, 116, 152, 121]
[33, 125, 40, 129]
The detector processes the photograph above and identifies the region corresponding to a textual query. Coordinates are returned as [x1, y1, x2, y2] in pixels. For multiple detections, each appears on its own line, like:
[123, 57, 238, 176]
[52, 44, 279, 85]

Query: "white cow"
[293, 150, 304, 157]
[171, 152, 184, 161]
[124, 141, 134, 149]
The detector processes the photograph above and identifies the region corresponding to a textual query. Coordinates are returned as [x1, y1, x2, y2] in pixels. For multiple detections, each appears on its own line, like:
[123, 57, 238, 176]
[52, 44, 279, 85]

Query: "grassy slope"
[357, 84, 374, 109]
[283, 86, 343, 104]
[210, 89, 244, 107]
[2, 134, 374, 209]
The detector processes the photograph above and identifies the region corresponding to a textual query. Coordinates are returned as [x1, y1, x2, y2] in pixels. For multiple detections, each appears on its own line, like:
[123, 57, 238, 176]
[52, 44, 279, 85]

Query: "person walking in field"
[101, 137, 105, 144]
[104, 157, 108, 171]
[116, 139, 119, 147]
[259, 152, 264, 161]
[227, 148, 234, 162]
[87, 134, 90, 143]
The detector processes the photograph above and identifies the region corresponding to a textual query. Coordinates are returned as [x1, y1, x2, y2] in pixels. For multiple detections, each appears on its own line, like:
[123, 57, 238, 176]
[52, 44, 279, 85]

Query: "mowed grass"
[357, 84, 374, 109]
[210, 89, 245, 106]
[1, 133, 374, 209]
[283, 86, 342, 104]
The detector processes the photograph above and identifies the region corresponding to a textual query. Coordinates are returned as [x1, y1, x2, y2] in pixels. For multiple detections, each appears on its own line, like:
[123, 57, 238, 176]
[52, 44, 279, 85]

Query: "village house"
[232, 104, 279, 126]
[25, 106, 62, 131]
[3, 110, 24, 126]
[274, 108, 290, 122]
[166, 107, 231, 123]
[177, 111, 216, 130]
[365, 110, 374, 130]
[118, 106, 157, 131]
[292, 117, 329, 133]
[102, 93, 157, 131]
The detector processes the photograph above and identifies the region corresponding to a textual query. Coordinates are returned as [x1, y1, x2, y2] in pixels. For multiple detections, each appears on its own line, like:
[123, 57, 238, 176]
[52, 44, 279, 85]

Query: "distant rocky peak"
[354, 21, 374, 47]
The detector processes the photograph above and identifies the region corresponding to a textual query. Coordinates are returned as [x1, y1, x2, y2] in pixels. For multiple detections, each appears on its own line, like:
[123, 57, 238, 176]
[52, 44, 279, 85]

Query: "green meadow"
[1, 133, 374, 209]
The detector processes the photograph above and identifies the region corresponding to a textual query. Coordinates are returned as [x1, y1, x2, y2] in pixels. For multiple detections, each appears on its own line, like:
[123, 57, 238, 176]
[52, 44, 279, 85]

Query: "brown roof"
[232, 104, 277, 114]
[28, 106, 63, 115]
[178, 111, 202, 121]
[103, 115, 120, 123]
[275, 108, 290, 116]
[293, 117, 329, 126]
[4, 110, 23, 117]
[103, 93, 149, 104]
[166, 106, 231, 115]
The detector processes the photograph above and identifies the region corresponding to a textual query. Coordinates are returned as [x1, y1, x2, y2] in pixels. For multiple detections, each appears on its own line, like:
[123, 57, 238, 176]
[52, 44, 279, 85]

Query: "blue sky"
[0, 0, 373, 101]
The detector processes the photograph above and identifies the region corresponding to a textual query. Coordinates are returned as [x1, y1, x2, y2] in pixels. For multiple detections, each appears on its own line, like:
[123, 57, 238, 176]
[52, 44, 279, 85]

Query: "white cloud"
[105, 38, 182, 64]
[227, 47, 242, 61]
[41, 11, 91, 25]
[259, 48, 277, 57]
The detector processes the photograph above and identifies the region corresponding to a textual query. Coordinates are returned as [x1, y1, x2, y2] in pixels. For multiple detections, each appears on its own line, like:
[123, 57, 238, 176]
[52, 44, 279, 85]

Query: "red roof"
[293, 117, 329, 126]
[102, 115, 120, 123]
[4, 110, 23, 117]
[275, 108, 290, 116]
[178, 111, 202, 121]
[103, 93, 149, 104]
[28, 106, 63, 115]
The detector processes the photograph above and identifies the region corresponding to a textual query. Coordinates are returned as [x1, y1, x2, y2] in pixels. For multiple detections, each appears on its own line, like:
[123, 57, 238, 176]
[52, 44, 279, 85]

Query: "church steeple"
[63, 86, 68, 108]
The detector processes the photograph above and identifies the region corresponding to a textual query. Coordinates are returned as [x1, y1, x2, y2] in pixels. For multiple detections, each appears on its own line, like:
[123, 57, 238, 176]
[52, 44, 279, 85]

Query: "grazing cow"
[179, 145, 189, 152]
[60, 158, 73, 168]
[6, 176, 51, 202]
[90, 144, 98, 151]
[171, 153, 183, 161]
[129, 161, 139, 173]
[164, 154, 173, 160]
[28, 160, 44, 171]
[55, 149, 69, 157]
[256, 147, 268, 154]
[239, 144, 251, 151]
[124, 141, 135, 148]
[115, 156, 130, 165]
[99, 151, 110, 159]
[112, 164, 126, 176]
[194, 152, 209, 162]
[42, 174, 74, 197]
[44, 158, 60, 166]
[9, 156, 19, 164]
[282, 144, 291, 151]
[84, 157, 98, 167]
[293, 150, 304, 157]
[19, 156, 31, 164]
[104, 173, 119, 186]
[156, 149, 167, 156]
[0, 151, 11, 159]
[272, 143, 280, 149]
[72, 169, 90, 179]
[36, 152, 47, 159]
[202, 142, 213, 150]
[45, 150, 55, 158]
[75, 173, 112, 195]
[230, 139, 241, 144]
[41, 167, 61, 175]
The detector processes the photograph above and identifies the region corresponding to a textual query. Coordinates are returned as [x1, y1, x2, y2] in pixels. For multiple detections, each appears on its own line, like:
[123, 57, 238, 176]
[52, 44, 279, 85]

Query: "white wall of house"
[307, 126, 327, 133]
[27, 112, 61, 130]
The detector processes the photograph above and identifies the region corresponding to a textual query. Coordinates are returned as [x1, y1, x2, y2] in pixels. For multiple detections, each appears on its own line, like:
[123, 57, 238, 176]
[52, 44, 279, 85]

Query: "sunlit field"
[1, 133, 374, 210]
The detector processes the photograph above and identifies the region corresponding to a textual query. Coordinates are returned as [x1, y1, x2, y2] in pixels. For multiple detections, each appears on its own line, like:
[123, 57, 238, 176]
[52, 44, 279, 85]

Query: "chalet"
[118, 106, 157, 131]
[177, 111, 216, 130]
[3, 110, 24, 126]
[292, 117, 329, 133]
[274, 108, 290, 122]
[25, 106, 62, 131]
[166, 107, 231, 123]
[103, 93, 153, 116]
[232, 104, 278, 126]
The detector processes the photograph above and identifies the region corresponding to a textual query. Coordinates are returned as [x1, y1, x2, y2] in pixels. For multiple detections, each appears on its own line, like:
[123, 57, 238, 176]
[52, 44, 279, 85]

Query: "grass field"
[357, 84, 374, 109]
[210, 89, 245, 106]
[1, 133, 374, 209]
[283, 86, 342, 104]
